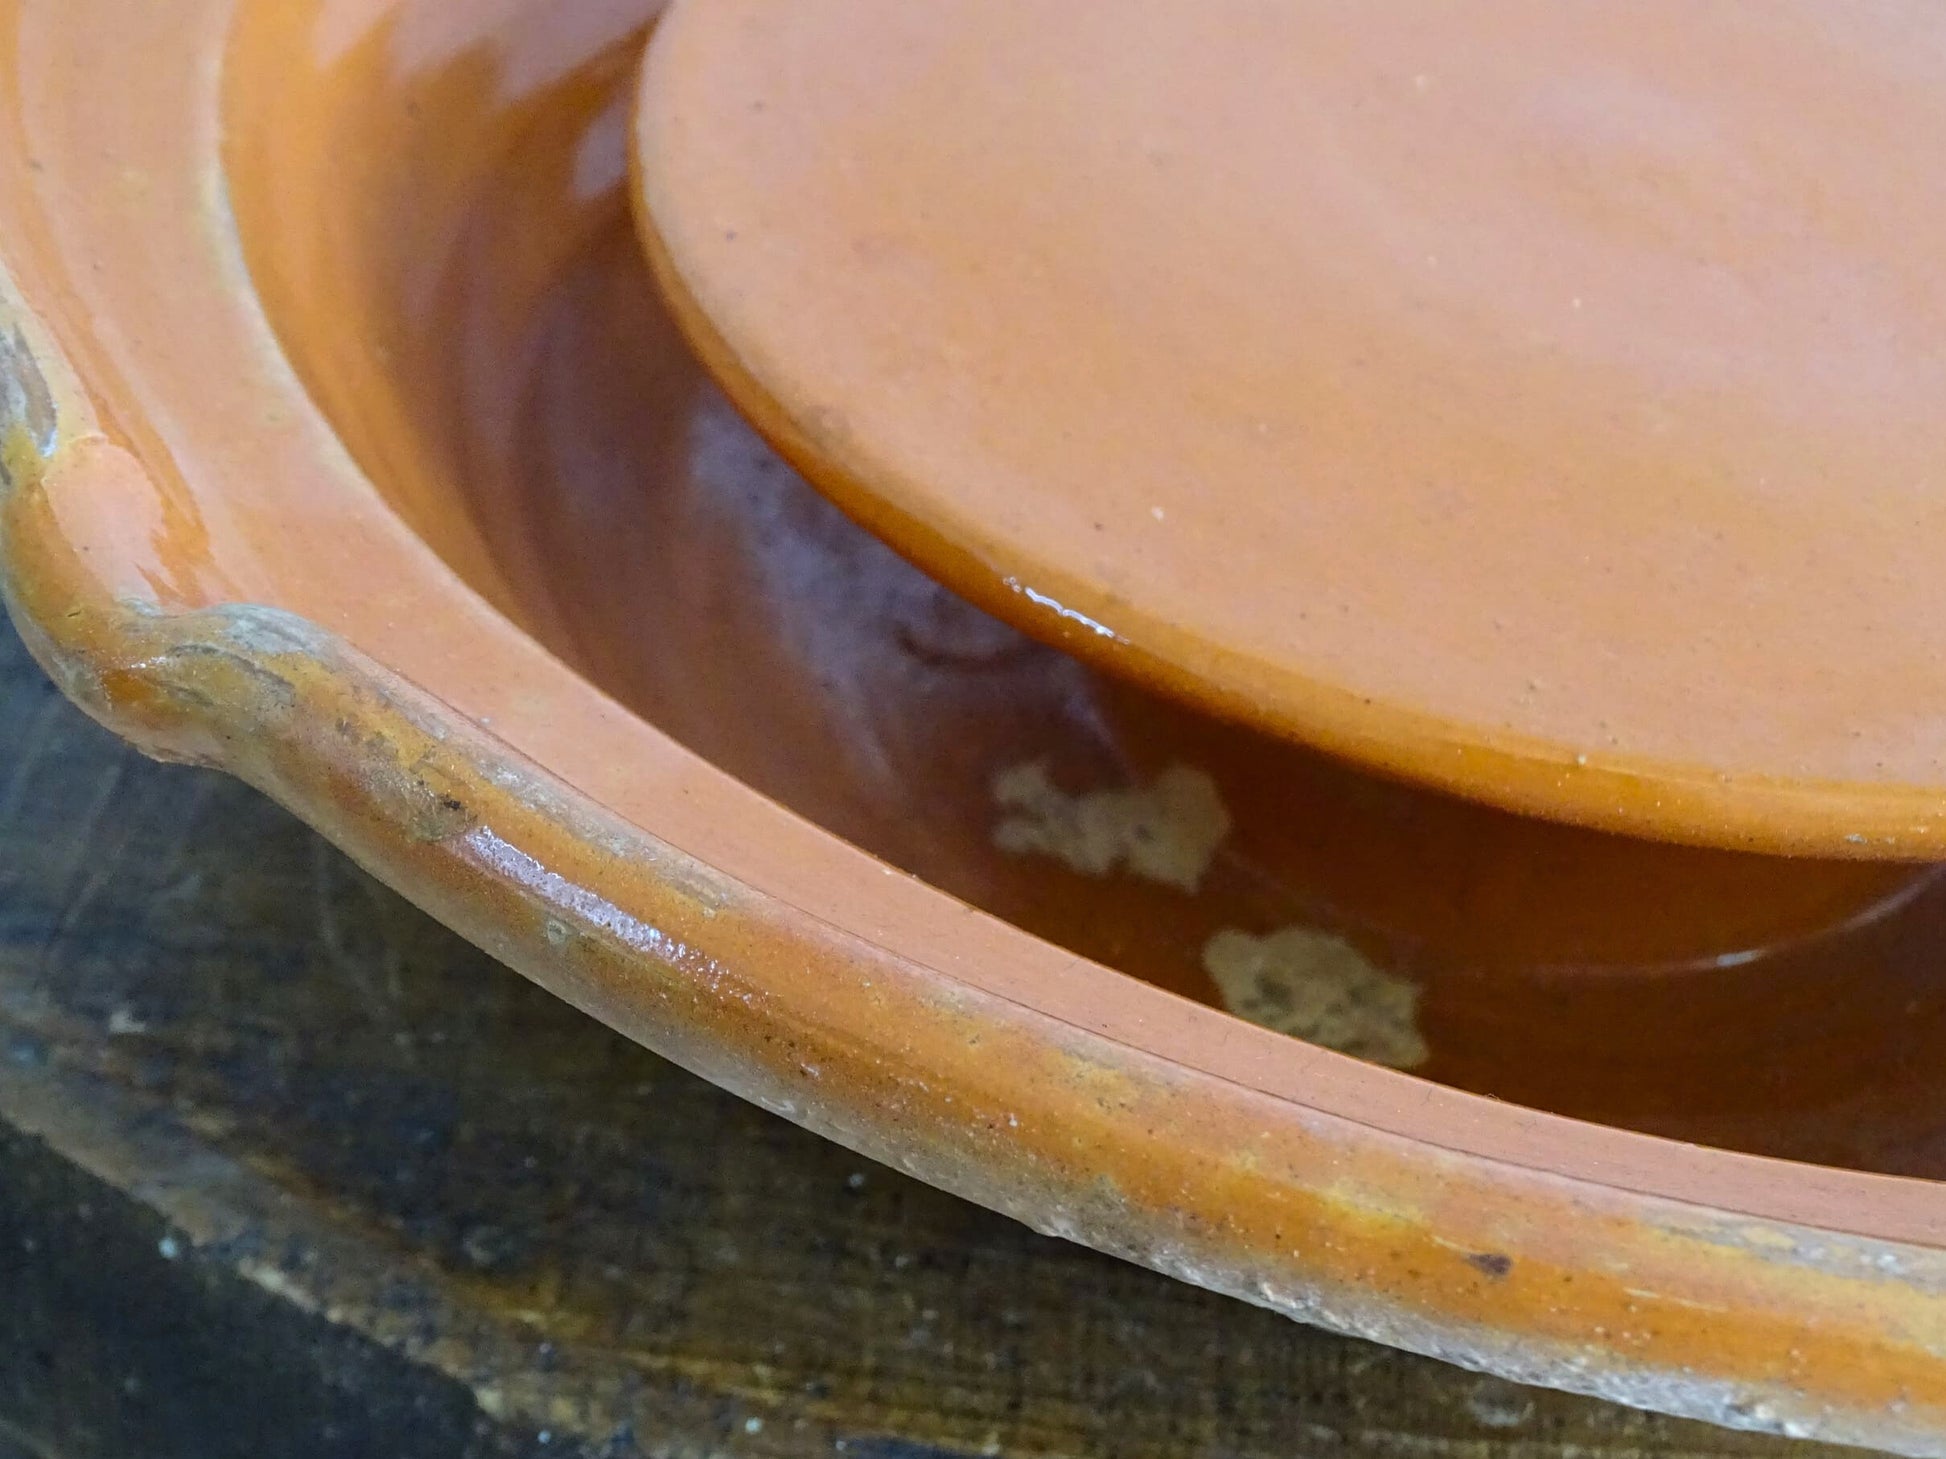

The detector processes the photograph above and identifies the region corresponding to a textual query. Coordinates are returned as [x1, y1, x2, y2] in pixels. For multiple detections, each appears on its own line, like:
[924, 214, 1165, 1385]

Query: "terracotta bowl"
[5, 0, 1946, 1449]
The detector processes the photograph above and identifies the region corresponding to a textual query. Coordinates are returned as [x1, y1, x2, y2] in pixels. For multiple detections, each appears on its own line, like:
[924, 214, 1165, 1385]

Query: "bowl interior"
[219, 0, 1946, 1179]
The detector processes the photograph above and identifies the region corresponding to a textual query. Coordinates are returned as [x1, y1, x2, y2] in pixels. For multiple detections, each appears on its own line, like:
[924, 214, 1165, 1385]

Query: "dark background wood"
[0, 610, 1865, 1458]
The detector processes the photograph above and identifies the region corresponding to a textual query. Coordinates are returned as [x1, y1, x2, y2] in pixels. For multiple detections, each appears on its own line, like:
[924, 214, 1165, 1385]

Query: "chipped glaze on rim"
[3, 1, 1946, 1449]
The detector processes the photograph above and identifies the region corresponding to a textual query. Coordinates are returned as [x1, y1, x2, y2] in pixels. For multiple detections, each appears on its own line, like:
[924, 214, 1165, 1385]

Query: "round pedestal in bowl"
[634, 0, 1946, 857]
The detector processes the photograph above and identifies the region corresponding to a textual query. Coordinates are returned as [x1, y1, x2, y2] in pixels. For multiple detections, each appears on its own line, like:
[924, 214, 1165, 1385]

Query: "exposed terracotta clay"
[635, 0, 1946, 856]
[9, 0, 1946, 1449]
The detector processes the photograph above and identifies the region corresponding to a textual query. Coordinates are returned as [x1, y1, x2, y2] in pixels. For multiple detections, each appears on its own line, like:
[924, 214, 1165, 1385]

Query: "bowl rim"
[4, 1, 1946, 1449]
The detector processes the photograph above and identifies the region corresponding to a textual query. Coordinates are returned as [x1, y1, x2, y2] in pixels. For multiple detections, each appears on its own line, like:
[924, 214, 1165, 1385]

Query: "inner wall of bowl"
[223, 0, 1946, 1175]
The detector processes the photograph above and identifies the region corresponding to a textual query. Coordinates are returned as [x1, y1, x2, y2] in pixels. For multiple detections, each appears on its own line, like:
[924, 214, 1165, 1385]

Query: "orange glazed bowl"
[5, 1, 1946, 1449]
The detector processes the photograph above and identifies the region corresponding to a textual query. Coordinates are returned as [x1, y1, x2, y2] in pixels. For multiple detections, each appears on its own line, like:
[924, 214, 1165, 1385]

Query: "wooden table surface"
[0, 610, 1866, 1459]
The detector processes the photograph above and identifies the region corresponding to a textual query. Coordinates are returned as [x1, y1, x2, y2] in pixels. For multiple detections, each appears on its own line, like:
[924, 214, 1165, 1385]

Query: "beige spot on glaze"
[991, 761, 1230, 892]
[1204, 926, 1428, 1070]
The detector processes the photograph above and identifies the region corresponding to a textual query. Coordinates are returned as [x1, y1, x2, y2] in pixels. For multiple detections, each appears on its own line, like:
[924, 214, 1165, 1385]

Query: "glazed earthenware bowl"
[5, 1, 1946, 1450]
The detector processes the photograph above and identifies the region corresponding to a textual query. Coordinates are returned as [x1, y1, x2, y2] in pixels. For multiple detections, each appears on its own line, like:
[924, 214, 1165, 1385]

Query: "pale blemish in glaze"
[992, 761, 1229, 894]
[1203, 925, 1427, 1071]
